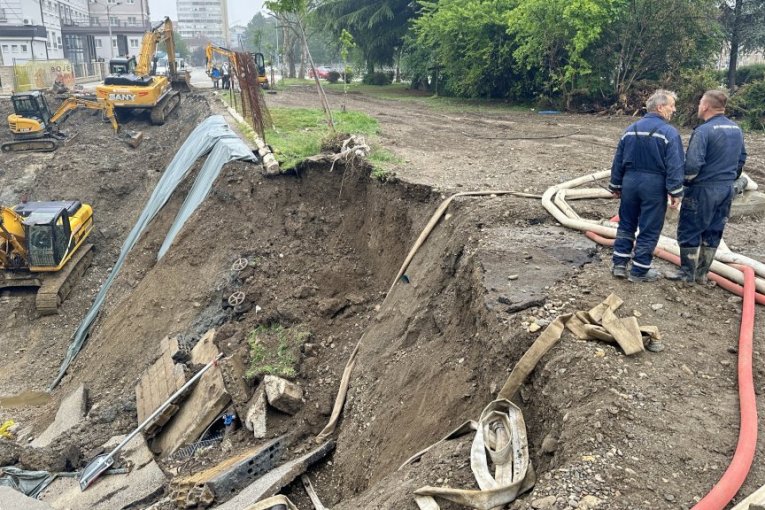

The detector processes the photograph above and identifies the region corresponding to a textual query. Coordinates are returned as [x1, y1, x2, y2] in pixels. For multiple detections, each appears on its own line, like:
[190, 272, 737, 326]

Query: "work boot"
[665, 247, 699, 283]
[628, 268, 661, 283]
[695, 246, 718, 285]
[611, 264, 628, 279]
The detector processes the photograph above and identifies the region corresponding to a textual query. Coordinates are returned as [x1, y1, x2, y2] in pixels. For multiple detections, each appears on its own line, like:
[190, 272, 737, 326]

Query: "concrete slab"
[731, 191, 765, 218]
[41, 460, 165, 510]
[154, 331, 231, 456]
[136, 336, 187, 437]
[31, 385, 87, 448]
[40, 434, 165, 510]
[0, 486, 54, 510]
[245, 386, 267, 439]
[214, 441, 335, 510]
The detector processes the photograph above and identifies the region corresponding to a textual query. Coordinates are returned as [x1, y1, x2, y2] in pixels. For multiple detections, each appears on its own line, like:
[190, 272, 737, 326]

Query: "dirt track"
[1, 84, 765, 509]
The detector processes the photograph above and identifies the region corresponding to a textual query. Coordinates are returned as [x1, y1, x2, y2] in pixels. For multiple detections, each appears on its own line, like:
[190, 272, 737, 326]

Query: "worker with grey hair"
[608, 89, 685, 282]
[667, 90, 748, 283]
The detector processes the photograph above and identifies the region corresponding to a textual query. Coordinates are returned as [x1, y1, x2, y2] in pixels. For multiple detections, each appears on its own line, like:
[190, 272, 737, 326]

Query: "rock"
[577, 495, 603, 509]
[532, 495, 557, 509]
[541, 433, 558, 454]
[31, 385, 87, 448]
[508, 274, 519, 281]
[264, 375, 303, 415]
[244, 386, 267, 439]
[528, 322, 541, 333]
[650, 303, 664, 311]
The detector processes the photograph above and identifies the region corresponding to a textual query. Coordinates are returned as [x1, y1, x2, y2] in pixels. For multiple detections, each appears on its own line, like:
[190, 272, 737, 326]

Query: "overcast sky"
[147, 0, 266, 27]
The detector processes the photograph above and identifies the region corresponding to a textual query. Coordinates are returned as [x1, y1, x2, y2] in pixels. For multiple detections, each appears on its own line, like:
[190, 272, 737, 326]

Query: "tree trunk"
[298, 37, 306, 80]
[727, 0, 743, 91]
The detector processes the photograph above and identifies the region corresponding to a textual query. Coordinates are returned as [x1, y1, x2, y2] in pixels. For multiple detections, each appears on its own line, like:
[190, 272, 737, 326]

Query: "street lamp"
[91, 0, 121, 59]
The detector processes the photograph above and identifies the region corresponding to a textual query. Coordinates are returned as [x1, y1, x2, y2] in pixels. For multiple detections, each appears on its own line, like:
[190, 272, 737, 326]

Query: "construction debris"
[244, 386, 268, 439]
[170, 437, 286, 508]
[31, 385, 87, 448]
[135, 337, 188, 438]
[214, 441, 335, 510]
[0, 486, 54, 510]
[153, 332, 231, 456]
[264, 376, 303, 415]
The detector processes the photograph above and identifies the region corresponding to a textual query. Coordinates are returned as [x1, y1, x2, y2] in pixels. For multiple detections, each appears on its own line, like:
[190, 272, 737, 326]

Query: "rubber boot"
[665, 247, 698, 283]
[695, 246, 718, 284]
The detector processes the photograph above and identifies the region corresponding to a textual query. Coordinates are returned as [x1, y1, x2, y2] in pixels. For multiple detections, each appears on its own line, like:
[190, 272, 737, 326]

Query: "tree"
[507, 0, 619, 107]
[315, 0, 415, 73]
[720, 0, 765, 89]
[172, 32, 190, 59]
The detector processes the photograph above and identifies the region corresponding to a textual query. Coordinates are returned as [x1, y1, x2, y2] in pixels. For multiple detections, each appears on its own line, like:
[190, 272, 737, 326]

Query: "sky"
[147, 0, 266, 27]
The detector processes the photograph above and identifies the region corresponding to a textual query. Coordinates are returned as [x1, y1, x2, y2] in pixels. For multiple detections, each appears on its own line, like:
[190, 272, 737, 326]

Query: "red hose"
[583, 231, 765, 305]
[692, 264, 757, 509]
[584, 225, 759, 508]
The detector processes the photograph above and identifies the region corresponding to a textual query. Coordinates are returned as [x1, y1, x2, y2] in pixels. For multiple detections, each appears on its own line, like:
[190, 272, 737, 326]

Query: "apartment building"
[0, 0, 53, 64]
[177, 0, 229, 47]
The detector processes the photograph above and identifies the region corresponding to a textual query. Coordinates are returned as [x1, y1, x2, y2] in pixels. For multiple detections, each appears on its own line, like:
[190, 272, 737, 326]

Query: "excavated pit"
[6, 91, 754, 509]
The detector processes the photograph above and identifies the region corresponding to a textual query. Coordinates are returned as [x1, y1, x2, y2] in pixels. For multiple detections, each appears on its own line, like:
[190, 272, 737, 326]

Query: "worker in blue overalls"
[667, 90, 748, 283]
[608, 90, 685, 282]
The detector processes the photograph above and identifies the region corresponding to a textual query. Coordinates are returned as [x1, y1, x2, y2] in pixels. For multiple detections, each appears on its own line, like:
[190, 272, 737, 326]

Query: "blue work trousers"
[613, 172, 668, 276]
[677, 183, 734, 249]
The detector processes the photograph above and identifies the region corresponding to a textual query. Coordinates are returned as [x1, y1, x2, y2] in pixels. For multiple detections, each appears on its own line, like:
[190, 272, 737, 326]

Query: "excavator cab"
[8, 91, 53, 135]
[14, 201, 91, 271]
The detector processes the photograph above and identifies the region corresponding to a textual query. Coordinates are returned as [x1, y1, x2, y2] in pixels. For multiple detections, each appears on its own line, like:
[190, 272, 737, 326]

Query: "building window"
[128, 16, 137, 25]
[130, 38, 139, 48]
[112, 39, 117, 48]
[2, 45, 8, 52]
[91, 16, 98, 25]
[0, 8, 6, 21]
[127, 0, 135, 3]
[96, 39, 102, 48]
[11, 45, 18, 53]
[110, 16, 118, 25]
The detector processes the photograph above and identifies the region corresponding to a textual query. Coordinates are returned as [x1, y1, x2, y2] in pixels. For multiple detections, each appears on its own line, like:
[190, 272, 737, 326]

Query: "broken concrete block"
[0, 486, 54, 510]
[41, 460, 165, 510]
[731, 191, 765, 218]
[31, 385, 87, 448]
[153, 333, 230, 456]
[245, 385, 267, 439]
[170, 437, 285, 507]
[215, 441, 335, 510]
[264, 375, 303, 415]
[136, 337, 188, 438]
[40, 434, 165, 510]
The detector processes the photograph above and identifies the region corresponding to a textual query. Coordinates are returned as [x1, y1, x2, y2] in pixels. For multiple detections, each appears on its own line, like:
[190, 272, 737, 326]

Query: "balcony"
[60, 20, 148, 35]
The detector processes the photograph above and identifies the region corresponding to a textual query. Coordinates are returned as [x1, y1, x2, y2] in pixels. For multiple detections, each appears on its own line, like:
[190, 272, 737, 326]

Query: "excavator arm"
[0, 206, 29, 269]
[205, 43, 236, 74]
[50, 98, 121, 133]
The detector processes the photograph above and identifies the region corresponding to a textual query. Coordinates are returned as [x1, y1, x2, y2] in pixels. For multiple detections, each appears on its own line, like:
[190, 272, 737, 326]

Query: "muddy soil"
[0, 84, 764, 510]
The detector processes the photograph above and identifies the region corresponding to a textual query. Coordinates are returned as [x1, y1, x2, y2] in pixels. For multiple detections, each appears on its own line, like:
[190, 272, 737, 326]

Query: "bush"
[327, 70, 341, 84]
[730, 80, 765, 130]
[362, 71, 392, 86]
[342, 69, 354, 83]
[736, 64, 765, 85]
[673, 68, 724, 127]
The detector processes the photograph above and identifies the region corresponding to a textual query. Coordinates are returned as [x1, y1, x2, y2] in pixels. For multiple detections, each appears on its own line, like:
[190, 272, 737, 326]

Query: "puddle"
[0, 390, 51, 408]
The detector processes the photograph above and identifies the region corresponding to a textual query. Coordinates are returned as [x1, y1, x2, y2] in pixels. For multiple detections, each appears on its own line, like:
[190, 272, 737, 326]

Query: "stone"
[32, 385, 87, 448]
[0, 486, 54, 509]
[531, 495, 557, 509]
[528, 322, 541, 333]
[541, 433, 558, 454]
[244, 386, 267, 439]
[264, 375, 304, 415]
[577, 495, 603, 509]
[650, 303, 664, 311]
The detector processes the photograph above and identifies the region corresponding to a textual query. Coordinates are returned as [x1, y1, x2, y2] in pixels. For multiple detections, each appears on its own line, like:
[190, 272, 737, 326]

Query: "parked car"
[308, 66, 331, 79]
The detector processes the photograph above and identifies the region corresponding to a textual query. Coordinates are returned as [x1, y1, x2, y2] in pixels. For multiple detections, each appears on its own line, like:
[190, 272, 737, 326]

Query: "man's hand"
[610, 191, 621, 199]
[669, 195, 681, 209]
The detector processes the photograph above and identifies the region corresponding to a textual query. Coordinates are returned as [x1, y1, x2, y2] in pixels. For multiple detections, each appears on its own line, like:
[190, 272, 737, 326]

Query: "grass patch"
[368, 147, 403, 180]
[266, 107, 380, 170]
[245, 324, 310, 381]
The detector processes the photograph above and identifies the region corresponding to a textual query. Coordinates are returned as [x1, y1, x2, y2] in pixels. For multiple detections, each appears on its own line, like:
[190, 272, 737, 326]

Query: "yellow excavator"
[205, 43, 269, 89]
[1, 200, 94, 314]
[2, 91, 143, 153]
[96, 17, 189, 125]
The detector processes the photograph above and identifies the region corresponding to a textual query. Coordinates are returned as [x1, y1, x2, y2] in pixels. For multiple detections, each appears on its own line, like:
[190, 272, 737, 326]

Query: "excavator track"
[150, 90, 181, 125]
[1, 138, 58, 153]
[36, 244, 95, 315]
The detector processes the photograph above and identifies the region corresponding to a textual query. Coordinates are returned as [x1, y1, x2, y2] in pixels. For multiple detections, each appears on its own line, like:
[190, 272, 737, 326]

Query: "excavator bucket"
[122, 130, 144, 148]
[170, 71, 191, 93]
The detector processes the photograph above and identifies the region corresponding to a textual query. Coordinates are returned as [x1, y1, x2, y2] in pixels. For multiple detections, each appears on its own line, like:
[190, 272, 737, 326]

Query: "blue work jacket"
[609, 113, 685, 197]
[685, 114, 747, 186]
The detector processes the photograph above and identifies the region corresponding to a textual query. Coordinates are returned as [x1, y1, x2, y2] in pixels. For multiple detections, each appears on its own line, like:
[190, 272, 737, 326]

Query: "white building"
[0, 0, 52, 64]
[177, 0, 229, 47]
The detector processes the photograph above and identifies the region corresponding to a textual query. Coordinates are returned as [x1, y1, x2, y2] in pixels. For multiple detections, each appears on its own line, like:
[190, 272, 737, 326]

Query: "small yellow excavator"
[205, 43, 269, 89]
[2, 90, 143, 153]
[0, 200, 95, 314]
